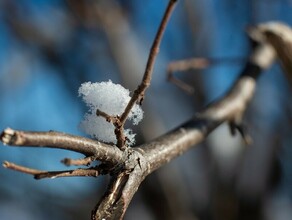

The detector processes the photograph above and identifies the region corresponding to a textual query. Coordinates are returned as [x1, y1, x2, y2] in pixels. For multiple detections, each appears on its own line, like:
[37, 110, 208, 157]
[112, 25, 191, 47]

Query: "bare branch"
[0, 128, 124, 165]
[35, 168, 100, 180]
[167, 57, 246, 94]
[91, 35, 276, 218]
[115, 0, 178, 149]
[167, 57, 208, 94]
[96, 109, 119, 124]
[167, 70, 196, 94]
[92, 44, 279, 218]
[256, 22, 292, 87]
[92, 150, 149, 220]
[167, 57, 210, 72]
[3, 161, 102, 179]
[121, 0, 178, 119]
[142, 37, 276, 173]
[61, 156, 95, 166]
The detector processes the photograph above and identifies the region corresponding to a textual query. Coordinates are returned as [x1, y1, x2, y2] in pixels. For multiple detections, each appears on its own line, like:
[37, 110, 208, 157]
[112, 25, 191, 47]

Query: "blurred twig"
[167, 57, 246, 94]
[258, 22, 292, 87]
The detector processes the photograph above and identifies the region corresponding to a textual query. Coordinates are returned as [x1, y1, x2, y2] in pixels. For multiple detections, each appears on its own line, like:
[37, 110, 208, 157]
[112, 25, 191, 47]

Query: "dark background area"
[0, 0, 292, 219]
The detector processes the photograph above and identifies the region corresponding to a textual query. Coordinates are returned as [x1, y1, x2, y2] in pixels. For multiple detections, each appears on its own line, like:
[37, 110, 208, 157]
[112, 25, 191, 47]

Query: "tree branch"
[0, 128, 124, 165]
[256, 22, 292, 87]
[61, 156, 95, 166]
[3, 161, 102, 179]
[91, 28, 277, 219]
[115, 0, 178, 149]
[91, 149, 149, 220]
[167, 57, 246, 94]
[142, 36, 276, 173]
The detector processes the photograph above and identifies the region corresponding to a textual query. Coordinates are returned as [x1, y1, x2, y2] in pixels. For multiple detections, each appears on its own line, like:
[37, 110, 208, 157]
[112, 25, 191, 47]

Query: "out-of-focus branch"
[142, 33, 276, 173]
[256, 22, 292, 87]
[167, 57, 246, 94]
[167, 57, 209, 94]
[0, 128, 124, 165]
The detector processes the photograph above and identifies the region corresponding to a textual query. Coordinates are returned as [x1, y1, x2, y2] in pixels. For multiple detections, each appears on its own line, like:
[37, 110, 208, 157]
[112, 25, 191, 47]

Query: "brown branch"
[167, 57, 246, 94]
[89, 35, 276, 219]
[61, 156, 95, 166]
[114, 0, 178, 149]
[3, 161, 102, 179]
[96, 109, 119, 124]
[0, 128, 124, 165]
[142, 35, 276, 173]
[92, 149, 149, 220]
[168, 57, 210, 73]
[256, 22, 292, 87]
[91, 28, 277, 219]
[121, 0, 178, 120]
[167, 71, 196, 94]
[166, 57, 202, 93]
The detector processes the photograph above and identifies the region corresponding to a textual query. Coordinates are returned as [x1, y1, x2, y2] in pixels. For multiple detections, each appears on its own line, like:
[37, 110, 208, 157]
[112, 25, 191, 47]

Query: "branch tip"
[61, 156, 95, 166]
[114, 0, 178, 150]
[3, 160, 9, 168]
[229, 122, 253, 146]
[1, 128, 16, 145]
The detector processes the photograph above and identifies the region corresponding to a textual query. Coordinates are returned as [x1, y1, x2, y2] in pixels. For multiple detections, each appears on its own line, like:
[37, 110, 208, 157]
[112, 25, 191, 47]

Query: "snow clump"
[79, 80, 143, 146]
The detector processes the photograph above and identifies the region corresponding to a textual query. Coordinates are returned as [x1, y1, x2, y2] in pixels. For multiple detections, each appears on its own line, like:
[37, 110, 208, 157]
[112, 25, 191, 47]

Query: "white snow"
[79, 80, 143, 145]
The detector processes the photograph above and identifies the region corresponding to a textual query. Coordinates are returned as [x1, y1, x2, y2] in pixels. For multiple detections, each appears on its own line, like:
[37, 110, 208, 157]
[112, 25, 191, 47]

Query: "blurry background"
[0, 0, 292, 219]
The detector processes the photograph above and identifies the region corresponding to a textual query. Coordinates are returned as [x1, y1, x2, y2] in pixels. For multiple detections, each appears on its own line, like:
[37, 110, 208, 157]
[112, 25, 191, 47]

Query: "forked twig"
[167, 57, 246, 94]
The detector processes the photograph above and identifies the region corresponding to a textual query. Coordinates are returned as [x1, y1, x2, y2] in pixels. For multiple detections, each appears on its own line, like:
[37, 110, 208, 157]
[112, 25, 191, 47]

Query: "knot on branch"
[123, 148, 150, 176]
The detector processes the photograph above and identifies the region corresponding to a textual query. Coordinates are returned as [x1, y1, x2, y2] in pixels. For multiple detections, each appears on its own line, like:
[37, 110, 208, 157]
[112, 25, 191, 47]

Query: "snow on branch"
[79, 80, 143, 146]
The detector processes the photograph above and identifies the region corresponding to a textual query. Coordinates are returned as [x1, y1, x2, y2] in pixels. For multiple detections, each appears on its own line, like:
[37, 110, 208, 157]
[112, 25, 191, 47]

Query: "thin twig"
[167, 57, 210, 72]
[96, 109, 119, 124]
[61, 156, 95, 166]
[114, 0, 178, 149]
[3, 161, 101, 179]
[167, 57, 247, 94]
[167, 72, 195, 94]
